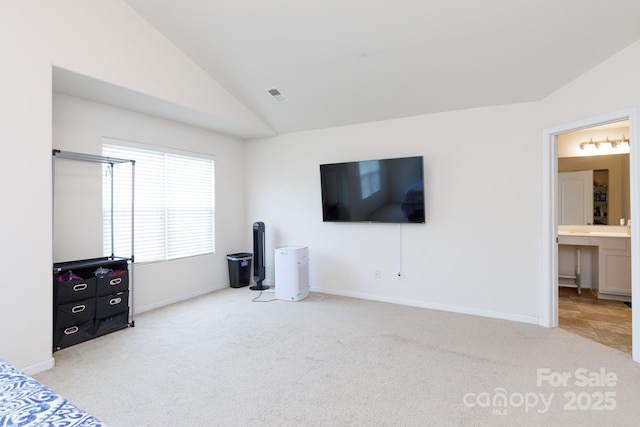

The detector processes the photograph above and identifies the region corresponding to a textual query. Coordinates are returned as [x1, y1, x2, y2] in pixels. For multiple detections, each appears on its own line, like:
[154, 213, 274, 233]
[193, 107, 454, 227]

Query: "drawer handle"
[109, 277, 122, 286]
[64, 326, 78, 335]
[109, 297, 122, 306]
[71, 305, 86, 313]
[73, 283, 88, 291]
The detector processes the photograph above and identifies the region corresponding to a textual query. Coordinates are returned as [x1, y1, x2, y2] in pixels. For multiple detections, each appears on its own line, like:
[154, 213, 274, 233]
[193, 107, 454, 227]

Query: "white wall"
[0, 3, 53, 374]
[541, 40, 640, 128]
[0, 1, 269, 373]
[245, 102, 543, 322]
[53, 94, 246, 312]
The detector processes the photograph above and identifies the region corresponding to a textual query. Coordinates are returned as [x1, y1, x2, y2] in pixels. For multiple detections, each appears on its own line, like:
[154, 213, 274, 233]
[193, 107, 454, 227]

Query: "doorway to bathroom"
[556, 121, 632, 353]
[542, 109, 639, 363]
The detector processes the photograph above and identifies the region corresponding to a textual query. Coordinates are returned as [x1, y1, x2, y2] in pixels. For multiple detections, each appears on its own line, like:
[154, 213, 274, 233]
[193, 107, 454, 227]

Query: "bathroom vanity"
[558, 225, 631, 301]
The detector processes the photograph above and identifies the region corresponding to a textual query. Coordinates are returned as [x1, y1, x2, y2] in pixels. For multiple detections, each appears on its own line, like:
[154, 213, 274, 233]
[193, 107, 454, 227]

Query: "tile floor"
[558, 287, 632, 354]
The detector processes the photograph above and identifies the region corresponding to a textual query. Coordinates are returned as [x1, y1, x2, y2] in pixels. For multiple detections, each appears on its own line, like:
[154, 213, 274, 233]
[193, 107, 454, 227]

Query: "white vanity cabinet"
[557, 226, 631, 301]
[598, 237, 631, 296]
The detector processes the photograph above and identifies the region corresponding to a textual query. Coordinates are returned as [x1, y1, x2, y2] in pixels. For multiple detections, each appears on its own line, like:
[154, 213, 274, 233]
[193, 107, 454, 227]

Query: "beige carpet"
[34, 288, 640, 426]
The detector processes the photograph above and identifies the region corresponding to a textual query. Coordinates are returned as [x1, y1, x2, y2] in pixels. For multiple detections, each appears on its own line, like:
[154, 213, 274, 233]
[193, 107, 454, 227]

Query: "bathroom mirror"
[558, 153, 630, 225]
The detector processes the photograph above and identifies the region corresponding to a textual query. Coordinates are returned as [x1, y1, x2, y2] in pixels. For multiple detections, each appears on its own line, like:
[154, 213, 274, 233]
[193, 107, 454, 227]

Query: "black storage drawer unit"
[53, 321, 95, 350]
[96, 291, 129, 318]
[53, 257, 131, 351]
[97, 270, 129, 296]
[55, 298, 96, 329]
[55, 276, 97, 304]
[96, 311, 129, 337]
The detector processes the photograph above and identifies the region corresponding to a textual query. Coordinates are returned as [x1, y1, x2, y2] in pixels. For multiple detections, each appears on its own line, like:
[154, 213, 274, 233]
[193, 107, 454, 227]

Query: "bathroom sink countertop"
[557, 225, 630, 238]
[558, 231, 630, 237]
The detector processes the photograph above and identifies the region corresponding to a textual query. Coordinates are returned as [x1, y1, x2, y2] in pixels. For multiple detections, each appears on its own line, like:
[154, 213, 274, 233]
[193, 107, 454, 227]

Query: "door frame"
[541, 108, 639, 363]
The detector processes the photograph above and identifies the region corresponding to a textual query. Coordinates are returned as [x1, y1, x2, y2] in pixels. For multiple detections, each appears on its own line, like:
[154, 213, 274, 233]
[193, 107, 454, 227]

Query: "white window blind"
[103, 142, 215, 263]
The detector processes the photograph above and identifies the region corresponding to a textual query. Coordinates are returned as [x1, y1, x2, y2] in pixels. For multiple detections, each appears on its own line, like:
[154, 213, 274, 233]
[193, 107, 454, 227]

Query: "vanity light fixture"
[579, 135, 629, 150]
[610, 135, 630, 148]
[579, 138, 597, 151]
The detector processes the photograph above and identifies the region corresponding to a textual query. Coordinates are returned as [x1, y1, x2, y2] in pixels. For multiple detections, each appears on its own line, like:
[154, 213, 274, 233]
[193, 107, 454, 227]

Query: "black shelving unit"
[52, 150, 135, 351]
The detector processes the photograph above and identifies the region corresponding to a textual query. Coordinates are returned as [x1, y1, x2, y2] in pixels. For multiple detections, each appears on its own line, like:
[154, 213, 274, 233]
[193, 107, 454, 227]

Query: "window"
[359, 160, 381, 199]
[103, 140, 215, 263]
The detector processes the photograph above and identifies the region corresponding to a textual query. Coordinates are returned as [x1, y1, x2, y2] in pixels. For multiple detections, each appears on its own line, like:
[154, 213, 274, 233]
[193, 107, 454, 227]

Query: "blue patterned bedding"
[0, 359, 105, 427]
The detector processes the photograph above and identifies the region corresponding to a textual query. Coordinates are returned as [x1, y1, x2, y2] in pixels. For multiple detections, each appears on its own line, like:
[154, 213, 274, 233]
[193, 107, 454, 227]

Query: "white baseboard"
[137, 281, 539, 326]
[135, 280, 276, 315]
[309, 286, 540, 325]
[135, 284, 226, 314]
[22, 357, 55, 376]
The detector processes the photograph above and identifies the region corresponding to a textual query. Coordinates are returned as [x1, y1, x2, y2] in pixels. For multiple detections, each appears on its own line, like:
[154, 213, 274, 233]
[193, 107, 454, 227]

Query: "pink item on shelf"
[57, 271, 83, 282]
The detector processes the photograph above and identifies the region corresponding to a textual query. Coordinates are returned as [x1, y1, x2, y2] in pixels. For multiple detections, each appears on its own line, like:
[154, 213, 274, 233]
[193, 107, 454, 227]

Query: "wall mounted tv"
[319, 156, 425, 224]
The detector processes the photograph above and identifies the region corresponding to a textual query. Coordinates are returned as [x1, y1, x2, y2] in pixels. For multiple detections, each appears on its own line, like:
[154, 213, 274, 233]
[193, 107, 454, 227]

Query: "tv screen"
[320, 156, 425, 223]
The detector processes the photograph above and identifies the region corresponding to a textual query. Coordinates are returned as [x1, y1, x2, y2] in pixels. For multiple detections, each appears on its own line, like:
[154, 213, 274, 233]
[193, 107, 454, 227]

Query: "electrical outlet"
[397, 272, 403, 282]
[374, 270, 381, 280]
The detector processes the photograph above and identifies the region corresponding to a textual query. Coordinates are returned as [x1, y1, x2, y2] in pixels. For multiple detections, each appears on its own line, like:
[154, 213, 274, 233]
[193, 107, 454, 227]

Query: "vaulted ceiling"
[120, 0, 640, 136]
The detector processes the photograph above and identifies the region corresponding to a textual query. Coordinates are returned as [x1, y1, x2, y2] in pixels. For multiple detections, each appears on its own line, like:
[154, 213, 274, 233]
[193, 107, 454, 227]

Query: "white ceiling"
[109, 1, 640, 136]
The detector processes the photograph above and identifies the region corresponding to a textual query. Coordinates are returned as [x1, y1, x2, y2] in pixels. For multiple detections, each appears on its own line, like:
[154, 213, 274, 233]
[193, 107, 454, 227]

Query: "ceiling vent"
[266, 87, 288, 103]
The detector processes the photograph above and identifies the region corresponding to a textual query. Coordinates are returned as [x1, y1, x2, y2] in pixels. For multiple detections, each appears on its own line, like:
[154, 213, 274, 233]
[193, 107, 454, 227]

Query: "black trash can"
[226, 253, 252, 288]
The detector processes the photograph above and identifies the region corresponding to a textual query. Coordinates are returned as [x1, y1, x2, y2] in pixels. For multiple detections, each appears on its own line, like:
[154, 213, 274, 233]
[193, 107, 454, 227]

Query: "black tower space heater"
[250, 221, 269, 291]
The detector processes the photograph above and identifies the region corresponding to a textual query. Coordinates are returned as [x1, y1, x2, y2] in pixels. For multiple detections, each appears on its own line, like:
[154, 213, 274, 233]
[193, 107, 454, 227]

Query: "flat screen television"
[319, 156, 425, 223]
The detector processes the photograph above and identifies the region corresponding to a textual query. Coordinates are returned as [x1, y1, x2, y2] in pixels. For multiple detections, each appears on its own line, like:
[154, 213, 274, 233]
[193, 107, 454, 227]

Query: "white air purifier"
[275, 246, 309, 301]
